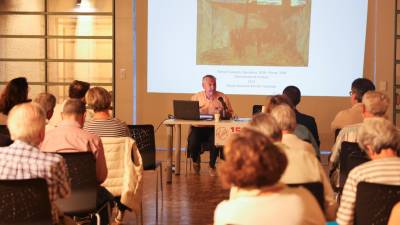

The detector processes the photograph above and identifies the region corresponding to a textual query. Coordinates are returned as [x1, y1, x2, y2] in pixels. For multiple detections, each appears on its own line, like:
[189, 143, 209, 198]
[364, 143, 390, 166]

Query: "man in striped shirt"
[336, 118, 400, 225]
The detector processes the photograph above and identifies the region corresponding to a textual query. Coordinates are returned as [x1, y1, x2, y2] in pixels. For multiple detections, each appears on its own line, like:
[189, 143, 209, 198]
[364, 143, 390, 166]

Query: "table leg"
[174, 124, 181, 175]
[166, 125, 173, 183]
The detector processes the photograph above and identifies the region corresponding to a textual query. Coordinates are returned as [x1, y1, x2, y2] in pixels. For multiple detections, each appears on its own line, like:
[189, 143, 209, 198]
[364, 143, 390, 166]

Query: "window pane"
[48, 85, 112, 104]
[0, 84, 45, 101]
[0, 62, 45, 82]
[0, 38, 45, 59]
[47, 15, 112, 36]
[47, 39, 112, 60]
[0, 15, 44, 35]
[48, 62, 112, 83]
[0, 0, 44, 12]
[47, 0, 112, 13]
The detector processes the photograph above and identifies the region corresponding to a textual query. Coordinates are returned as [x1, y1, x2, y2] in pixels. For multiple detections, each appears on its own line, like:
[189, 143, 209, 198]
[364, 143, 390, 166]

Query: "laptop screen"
[173, 100, 201, 120]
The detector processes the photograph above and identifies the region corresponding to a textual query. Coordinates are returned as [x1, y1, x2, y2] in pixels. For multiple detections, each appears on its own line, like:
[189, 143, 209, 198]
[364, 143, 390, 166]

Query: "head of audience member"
[34, 93, 56, 120]
[361, 91, 389, 118]
[265, 94, 293, 113]
[358, 118, 400, 159]
[0, 77, 30, 115]
[350, 78, 375, 104]
[61, 99, 86, 127]
[249, 113, 282, 142]
[282, 85, 301, 108]
[68, 80, 90, 102]
[219, 128, 287, 189]
[270, 104, 297, 133]
[85, 87, 112, 114]
[7, 102, 46, 147]
[202, 75, 217, 99]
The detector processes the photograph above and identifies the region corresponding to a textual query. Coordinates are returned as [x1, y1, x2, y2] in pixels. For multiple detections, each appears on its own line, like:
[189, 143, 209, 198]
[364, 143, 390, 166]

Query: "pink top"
[40, 120, 107, 183]
[191, 91, 234, 115]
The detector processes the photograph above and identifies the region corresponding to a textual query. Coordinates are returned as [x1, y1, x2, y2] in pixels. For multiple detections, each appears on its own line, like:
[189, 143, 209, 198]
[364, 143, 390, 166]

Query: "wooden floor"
[119, 151, 229, 225]
[115, 151, 330, 225]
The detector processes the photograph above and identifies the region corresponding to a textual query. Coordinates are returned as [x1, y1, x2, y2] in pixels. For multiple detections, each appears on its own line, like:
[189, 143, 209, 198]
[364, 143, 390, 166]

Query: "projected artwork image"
[196, 0, 312, 66]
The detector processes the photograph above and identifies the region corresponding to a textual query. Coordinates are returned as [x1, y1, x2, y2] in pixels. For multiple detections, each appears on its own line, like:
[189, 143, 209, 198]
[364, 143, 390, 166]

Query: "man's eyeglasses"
[349, 91, 353, 96]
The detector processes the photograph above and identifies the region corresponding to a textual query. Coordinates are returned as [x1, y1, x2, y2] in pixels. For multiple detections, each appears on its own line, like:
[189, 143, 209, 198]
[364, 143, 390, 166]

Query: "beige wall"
[115, 0, 395, 150]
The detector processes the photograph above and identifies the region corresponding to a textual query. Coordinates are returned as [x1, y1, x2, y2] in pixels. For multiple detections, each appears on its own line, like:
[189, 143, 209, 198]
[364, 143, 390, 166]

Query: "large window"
[0, 0, 114, 103]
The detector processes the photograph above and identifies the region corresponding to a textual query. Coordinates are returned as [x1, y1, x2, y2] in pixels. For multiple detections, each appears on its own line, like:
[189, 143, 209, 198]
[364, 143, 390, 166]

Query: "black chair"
[0, 178, 52, 225]
[252, 104, 263, 115]
[57, 152, 108, 225]
[339, 142, 370, 189]
[355, 182, 400, 225]
[288, 182, 324, 212]
[128, 124, 162, 220]
[334, 128, 341, 141]
[0, 125, 10, 136]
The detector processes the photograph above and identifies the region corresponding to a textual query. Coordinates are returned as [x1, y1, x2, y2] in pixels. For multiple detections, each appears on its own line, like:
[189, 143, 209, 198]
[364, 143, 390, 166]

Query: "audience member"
[266, 95, 320, 158]
[84, 87, 129, 137]
[336, 118, 400, 225]
[0, 77, 30, 124]
[331, 78, 375, 131]
[34, 92, 57, 131]
[214, 128, 325, 225]
[248, 112, 337, 220]
[41, 99, 107, 183]
[268, 101, 318, 157]
[188, 74, 233, 176]
[48, 80, 90, 127]
[0, 103, 71, 225]
[283, 85, 320, 146]
[329, 91, 389, 187]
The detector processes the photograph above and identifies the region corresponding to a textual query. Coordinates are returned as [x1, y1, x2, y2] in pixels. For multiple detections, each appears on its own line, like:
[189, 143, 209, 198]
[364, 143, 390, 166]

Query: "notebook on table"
[173, 100, 213, 120]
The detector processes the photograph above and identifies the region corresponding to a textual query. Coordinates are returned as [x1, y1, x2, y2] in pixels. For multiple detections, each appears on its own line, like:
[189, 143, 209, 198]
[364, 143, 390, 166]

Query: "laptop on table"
[173, 100, 213, 120]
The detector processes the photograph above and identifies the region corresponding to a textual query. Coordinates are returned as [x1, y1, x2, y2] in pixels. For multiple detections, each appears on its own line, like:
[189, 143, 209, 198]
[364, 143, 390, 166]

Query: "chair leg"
[140, 201, 144, 225]
[159, 163, 163, 201]
[95, 213, 101, 225]
[156, 169, 159, 222]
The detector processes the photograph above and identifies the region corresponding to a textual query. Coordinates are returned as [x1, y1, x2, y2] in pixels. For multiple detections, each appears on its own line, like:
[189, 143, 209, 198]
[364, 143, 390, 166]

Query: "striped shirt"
[84, 117, 130, 138]
[0, 140, 71, 224]
[337, 157, 400, 225]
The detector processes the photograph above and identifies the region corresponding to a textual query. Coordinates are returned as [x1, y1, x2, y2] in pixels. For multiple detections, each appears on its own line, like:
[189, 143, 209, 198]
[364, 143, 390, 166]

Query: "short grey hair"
[362, 91, 389, 117]
[358, 118, 400, 154]
[270, 104, 296, 132]
[34, 93, 56, 114]
[7, 102, 46, 146]
[249, 113, 282, 141]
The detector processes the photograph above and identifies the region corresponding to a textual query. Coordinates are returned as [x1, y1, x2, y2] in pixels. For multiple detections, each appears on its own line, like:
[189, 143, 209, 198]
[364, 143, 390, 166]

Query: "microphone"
[218, 97, 228, 110]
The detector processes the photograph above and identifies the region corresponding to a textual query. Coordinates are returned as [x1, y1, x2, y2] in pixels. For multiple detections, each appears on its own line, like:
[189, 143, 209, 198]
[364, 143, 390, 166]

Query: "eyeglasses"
[349, 91, 353, 96]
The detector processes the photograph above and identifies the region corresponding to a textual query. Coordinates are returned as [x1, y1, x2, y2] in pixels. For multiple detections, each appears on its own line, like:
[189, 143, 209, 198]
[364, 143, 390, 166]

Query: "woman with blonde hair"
[83, 87, 129, 137]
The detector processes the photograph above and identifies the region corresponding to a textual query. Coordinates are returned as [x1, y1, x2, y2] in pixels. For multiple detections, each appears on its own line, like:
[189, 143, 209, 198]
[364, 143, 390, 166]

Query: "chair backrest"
[0, 125, 10, 136]
[128, 124, 156, 170]
[58, 152, 97, 190]
[334, 128, 341, 141]
[339, 142, 370, 188]
[56, 152, 97, 215]
[288, 182, 324, 211]
[0, 178, 53, 225]
[355, 182, 400, 225]
[252, 104, 263, 115]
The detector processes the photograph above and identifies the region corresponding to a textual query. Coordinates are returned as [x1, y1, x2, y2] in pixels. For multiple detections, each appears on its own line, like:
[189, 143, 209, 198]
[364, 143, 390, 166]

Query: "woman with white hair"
[250, 112, 337, 220]
[337, 118, 400, 225]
